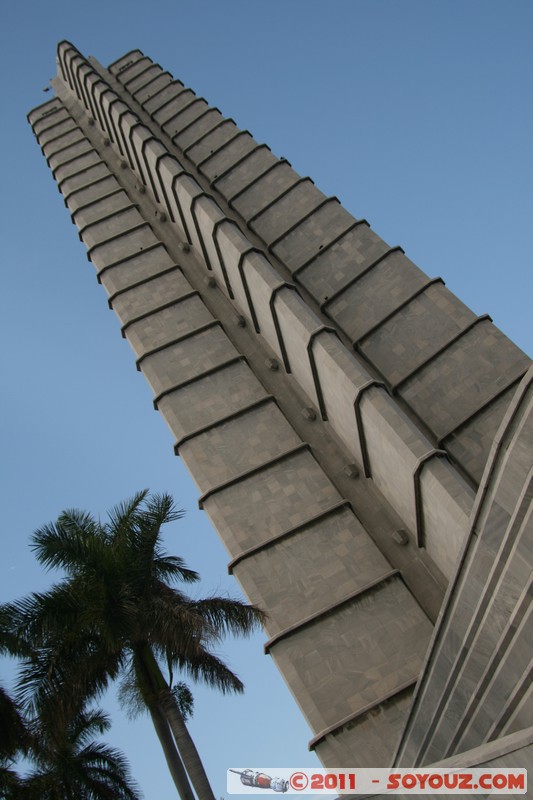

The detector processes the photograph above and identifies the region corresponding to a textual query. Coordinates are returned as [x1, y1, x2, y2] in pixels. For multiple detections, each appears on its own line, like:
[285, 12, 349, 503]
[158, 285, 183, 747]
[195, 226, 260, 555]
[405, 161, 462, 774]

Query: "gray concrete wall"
[49, 42, 486, 582]
[105, 48, 529, 490]
[357, 728, 532, 800]
[395, 367, 533, 767]
[29, 80, 435, 766]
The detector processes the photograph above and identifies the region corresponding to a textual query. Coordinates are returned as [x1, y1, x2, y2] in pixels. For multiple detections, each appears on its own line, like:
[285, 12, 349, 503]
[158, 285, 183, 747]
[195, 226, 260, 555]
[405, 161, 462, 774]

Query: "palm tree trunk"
[139, 647, 215, 800]
[149, 704, 197, 800]
[158, 687, 215, 800]
[134, 647, 198, 800]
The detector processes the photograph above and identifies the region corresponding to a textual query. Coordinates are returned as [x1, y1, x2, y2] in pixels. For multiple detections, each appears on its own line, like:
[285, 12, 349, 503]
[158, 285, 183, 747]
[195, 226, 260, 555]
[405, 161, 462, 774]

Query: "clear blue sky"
[1, 1, 531, 798]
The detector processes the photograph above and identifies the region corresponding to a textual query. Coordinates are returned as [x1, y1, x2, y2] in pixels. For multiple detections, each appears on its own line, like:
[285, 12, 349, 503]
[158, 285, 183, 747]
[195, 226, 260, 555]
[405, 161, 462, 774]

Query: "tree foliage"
[1, 491, 265, 800]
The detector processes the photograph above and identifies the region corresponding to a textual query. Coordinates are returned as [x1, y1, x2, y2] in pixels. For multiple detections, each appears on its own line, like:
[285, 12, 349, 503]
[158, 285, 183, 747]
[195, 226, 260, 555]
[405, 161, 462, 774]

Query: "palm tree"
[0, 685, 140, 800]
[2, 491, 265, 800]
[20, 707, 141, 800]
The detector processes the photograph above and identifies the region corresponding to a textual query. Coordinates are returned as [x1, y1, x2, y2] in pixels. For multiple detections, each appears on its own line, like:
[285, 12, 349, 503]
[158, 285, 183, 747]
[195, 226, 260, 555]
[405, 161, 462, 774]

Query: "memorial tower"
[28, 42, 532, 771]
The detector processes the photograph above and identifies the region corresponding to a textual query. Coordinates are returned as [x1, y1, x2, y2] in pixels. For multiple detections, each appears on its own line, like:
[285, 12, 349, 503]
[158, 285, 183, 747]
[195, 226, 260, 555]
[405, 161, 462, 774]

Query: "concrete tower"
[28, 42, 532, 772]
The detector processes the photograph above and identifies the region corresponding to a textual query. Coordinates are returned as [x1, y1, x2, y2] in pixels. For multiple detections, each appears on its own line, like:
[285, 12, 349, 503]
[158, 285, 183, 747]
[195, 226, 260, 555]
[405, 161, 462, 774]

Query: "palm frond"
[16, 637, 124, 721]
[187, 596, 266, 637]
[117, 670, 148, 721]
[144, 590, 209, 657]
[106, 489, 150, 538]
[175, 645, 245, 694]
[67, 708, 112, 748]
[151, 555, 199, 585]
[0, 763, 26, 798]
[0, 582, 82, 650]
[0, 685, 29, 759]
[144, 492, 185, 527]
[81, 748, 142, 800]
[171, 681, 194, 721]
[31, 513, 107, 575]
[0, 603, 35, 659]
